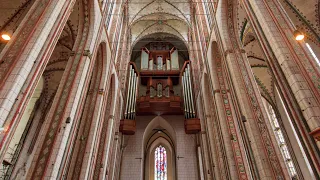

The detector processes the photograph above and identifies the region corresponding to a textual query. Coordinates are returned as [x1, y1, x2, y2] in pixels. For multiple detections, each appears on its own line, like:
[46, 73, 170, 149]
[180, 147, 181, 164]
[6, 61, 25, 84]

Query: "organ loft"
[0, 0, 319, 179]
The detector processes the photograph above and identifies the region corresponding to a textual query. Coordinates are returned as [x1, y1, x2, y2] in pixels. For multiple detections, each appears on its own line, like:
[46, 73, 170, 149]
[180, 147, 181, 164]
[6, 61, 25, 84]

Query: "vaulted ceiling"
[0, 0, 35, 33]
[41, 1, 80, 103]
[236, 0, 320, 105]
[279, 0, 320, 46]
[0, 0, 81, 103]
[129, 0, 191, 46]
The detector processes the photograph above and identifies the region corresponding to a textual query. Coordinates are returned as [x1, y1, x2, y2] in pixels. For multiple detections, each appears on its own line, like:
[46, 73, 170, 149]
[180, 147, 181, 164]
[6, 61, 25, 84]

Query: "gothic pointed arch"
[142, 116, 176, 180]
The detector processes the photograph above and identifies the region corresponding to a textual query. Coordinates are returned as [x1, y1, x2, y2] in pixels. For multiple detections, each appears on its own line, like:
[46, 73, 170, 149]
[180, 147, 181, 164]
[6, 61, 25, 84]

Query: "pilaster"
[240, 0, 320, 175]
[214, 0, 291, 179]
[0, 0, 75, 168]
[244, 0, 320, 145]
[25, 0, 95, 178]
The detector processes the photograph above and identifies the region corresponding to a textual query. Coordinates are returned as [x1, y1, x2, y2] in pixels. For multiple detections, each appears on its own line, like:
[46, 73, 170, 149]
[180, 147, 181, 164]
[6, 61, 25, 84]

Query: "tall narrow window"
[155, 145, 167, 180]
[306, 43, 320, 66]
[263, 99, 297, 177]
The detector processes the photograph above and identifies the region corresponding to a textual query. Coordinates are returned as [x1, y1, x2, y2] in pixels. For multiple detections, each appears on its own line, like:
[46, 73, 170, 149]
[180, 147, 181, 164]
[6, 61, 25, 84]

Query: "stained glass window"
[155, 145, 167, 180]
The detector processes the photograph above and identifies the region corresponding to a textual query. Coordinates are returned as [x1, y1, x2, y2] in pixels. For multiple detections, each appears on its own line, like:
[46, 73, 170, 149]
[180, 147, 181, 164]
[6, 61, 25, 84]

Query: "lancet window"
[264, 100, 297, 177]
[155, 145, 167, 180]
[306, 43, 320, 66]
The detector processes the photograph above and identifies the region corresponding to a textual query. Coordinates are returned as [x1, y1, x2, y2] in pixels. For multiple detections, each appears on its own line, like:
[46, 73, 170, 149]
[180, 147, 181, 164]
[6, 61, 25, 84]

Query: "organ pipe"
[149, 59, 153, 70]
[129, 74, 137, 119]
[182, 63, 196, 119]
[125, 67, 133, 118]
[129, 68, 135, 117]
[184, 73, 191, 119]
[186, 65, 195, 117]
[182, 75, 188, 119]
[132, 76, 138, 119]
[125, 65, 138, 120]
[166, 59, 170, 70]
[185, 70, 192, 118]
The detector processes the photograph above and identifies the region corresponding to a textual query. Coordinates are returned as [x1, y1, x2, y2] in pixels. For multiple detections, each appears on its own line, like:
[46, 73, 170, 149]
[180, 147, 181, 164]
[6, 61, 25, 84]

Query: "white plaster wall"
[120, 115, 199, 180]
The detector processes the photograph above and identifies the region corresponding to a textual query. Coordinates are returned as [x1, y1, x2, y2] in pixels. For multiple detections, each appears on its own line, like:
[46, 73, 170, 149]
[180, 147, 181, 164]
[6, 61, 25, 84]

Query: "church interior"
[0, 0, 319, 179]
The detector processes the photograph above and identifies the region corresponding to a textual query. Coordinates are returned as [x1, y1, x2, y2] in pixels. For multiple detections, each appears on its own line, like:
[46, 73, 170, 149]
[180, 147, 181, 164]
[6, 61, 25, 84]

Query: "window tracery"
[155, 145, 167, 180]
[264, 101, 297, 177]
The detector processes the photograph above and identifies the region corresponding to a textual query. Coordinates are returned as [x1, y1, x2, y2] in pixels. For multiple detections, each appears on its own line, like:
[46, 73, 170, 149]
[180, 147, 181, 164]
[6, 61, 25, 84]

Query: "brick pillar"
[240, 0, 320, 175]
[23, 0, 99, 179]
[196, 86, 214, 180]
[0, 0, 75, 167]
[215, 0, 291, 179]
[200, 74, 224, 179]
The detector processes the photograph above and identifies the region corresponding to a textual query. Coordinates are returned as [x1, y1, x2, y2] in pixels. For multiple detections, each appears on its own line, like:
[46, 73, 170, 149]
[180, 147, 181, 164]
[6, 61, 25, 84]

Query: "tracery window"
[264, 101, 297, 177]
[155, 145, 167, 180]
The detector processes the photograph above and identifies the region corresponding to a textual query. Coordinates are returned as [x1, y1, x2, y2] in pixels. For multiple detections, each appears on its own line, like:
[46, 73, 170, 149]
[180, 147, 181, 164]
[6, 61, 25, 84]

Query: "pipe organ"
[140, 46, 179, 71]
[182, 63, 195, 119]
[136, 44, 183, 116]
[120, 64, 138, 135]
[122, 42, 200, 135]
[181, 62, 201, 134]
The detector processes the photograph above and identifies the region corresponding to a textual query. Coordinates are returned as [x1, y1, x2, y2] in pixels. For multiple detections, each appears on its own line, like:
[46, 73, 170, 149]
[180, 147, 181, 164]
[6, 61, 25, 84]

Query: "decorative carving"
[226, 0, 285, 178]
[214, 42, 248, 179]
[31, 0, 91, 178]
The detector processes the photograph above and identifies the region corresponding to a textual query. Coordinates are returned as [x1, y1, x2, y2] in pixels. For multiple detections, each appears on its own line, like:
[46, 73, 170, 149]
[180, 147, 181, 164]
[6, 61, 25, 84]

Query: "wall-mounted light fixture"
[294, 30, 304, 41]
[1, 30, 12, 41]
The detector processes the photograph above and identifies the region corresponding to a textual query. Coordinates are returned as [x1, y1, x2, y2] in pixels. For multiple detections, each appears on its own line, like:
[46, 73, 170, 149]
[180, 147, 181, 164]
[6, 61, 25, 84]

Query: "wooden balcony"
[136, 95, 183, 115]
[184, 118, 201, 134]
[119, 119, 136, 135]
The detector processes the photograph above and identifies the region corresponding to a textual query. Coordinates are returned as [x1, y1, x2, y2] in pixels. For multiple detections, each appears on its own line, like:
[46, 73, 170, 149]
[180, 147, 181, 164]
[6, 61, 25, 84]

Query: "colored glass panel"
[155, 145, 167, 180]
